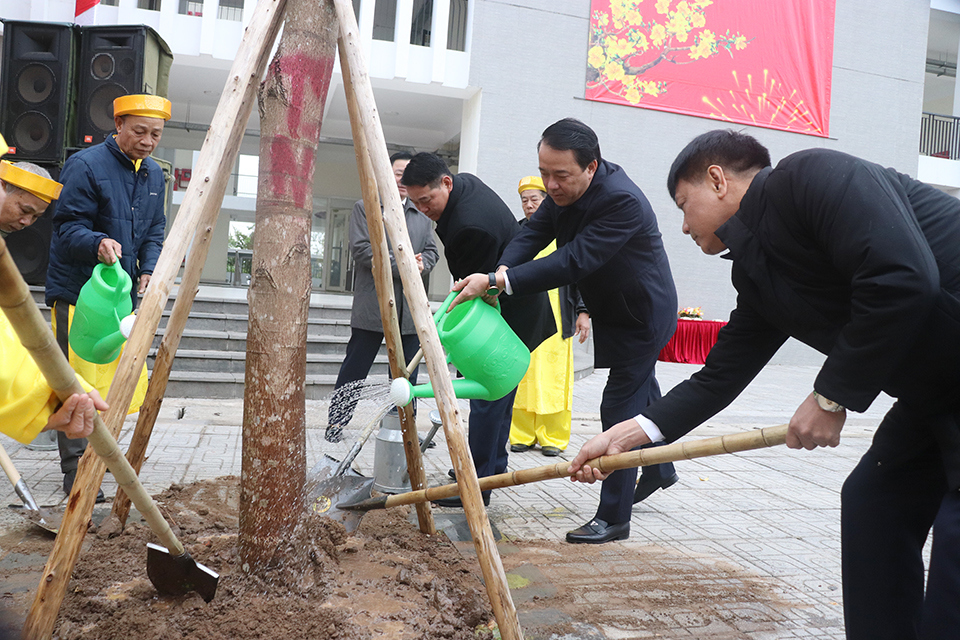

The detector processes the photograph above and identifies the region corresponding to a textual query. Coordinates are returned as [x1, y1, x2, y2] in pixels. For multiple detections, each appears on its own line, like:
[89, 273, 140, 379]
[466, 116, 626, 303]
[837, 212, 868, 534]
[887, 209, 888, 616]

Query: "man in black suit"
[401, 153, 556, 508]
[570, 129, 960, 638]
[452, 119, 679, 543]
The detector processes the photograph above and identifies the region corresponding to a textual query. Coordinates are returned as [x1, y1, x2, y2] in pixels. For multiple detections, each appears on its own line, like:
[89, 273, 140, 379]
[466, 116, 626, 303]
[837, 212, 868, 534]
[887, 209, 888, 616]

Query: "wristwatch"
[486, 272, 501, 296]
[813, 391, 844, 413]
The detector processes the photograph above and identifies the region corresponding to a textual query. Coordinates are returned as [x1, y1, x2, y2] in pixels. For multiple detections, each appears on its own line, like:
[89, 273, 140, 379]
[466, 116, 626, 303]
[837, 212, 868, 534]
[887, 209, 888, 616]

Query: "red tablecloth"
[658, 318, 727, 365]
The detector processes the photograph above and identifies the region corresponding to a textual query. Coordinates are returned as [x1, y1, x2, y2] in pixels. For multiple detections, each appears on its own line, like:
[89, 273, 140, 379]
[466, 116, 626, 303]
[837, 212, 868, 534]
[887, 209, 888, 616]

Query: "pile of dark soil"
[52, 476, 494, 640]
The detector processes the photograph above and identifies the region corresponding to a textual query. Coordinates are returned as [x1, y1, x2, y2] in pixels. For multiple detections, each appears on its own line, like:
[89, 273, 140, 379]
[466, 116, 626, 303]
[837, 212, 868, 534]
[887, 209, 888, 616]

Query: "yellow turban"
[518, 175, 545, 194]
[113, 94, 172, 120]
[0, 161, 62, 203]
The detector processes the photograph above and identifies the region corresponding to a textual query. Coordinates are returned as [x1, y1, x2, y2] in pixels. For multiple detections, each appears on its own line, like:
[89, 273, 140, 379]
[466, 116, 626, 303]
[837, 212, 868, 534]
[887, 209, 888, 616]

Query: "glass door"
[324, 199, 355, 292]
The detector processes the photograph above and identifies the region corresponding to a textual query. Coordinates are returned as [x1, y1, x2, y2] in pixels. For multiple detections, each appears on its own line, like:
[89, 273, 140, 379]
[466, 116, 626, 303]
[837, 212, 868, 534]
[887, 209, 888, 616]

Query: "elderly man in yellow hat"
[0, 159, 62, 238]
[0, 132, 108, 446]
[44, 94, 171, 499]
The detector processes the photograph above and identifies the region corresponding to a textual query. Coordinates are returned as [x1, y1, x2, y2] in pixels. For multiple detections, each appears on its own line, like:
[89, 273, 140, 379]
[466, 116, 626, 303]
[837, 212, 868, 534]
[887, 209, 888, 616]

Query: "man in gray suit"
[326, 151, 439, 442]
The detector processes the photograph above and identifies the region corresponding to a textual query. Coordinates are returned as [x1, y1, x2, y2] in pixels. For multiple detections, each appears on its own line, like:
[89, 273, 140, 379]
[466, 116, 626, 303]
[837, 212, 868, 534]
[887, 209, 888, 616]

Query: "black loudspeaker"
[75, 25, 172, 148]
[0, 21, 77, 163]
[5, 163, 61, 286]
[7, 207, 54, 286]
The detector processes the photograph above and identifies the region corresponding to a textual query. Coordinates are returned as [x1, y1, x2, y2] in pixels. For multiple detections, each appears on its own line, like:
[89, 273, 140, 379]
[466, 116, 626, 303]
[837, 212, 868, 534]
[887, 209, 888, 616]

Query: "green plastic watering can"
[390, 290, 531, 406]
[68, 260, 136, 364]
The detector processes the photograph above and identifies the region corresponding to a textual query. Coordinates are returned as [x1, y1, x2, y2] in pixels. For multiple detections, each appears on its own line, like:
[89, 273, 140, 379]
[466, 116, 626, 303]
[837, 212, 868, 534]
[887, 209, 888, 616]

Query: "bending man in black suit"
[452, 119, 679, 543]
[570, 130, 960, 638]
[401, 153, 556, 508]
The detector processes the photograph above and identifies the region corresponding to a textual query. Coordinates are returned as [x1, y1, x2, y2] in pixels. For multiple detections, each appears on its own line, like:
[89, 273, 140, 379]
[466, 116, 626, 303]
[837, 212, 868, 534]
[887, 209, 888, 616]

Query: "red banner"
[76, 0, 100, 17]
[586, 0, 836, 137]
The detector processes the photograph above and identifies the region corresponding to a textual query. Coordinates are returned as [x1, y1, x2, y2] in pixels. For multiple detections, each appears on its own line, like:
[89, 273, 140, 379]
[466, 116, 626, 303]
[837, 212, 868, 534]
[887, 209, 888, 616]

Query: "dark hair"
[389, 150, 415, 164]
[539, 118, 601, 170]
[400, 152, 452, 188]
[667, 130, 771, 199]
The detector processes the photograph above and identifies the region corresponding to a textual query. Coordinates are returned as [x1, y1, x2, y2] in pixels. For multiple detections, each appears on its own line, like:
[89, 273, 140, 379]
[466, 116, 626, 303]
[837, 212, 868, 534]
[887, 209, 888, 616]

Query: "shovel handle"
[368, 424, 789, 510]
[0, 439, 23, 486]
[0, 238, 185, 557]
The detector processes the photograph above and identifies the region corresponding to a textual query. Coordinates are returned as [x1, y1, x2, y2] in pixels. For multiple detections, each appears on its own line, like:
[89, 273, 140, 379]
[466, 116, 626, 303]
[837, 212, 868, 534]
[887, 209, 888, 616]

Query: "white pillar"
[431, 0, 450, 83]
[394, 0, 414, 79]
[458, 88, 481, 174]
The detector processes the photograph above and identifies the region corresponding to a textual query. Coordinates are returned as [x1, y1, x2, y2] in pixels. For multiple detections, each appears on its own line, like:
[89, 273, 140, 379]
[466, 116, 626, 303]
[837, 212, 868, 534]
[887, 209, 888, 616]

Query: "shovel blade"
[146, 542, 220, 602]
[9, 505, 62, 534]
[304, 456, 374, 534]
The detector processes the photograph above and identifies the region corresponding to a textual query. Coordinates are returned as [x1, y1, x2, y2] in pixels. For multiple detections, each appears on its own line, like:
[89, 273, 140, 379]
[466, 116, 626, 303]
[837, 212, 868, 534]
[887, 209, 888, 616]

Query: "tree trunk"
[239, 0, 337, 574]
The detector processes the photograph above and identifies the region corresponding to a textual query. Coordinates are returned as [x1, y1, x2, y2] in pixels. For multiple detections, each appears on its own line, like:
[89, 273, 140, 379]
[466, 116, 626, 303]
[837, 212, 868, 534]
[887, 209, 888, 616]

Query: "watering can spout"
[390, 377, 495, 406]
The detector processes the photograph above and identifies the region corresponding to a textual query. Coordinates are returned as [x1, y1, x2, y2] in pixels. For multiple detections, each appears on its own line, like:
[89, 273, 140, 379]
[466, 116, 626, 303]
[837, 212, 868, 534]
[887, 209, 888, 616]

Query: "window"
[372, 0, 398, 42]
[410, 0, 432, 46]
[218, 0, 244, 21]
[447, 0, 467, 51]
[100, 0, 119, 6]
[137, 0, 161, 10]
[236, 154, 258, 198]
[179, 0, 203, 16]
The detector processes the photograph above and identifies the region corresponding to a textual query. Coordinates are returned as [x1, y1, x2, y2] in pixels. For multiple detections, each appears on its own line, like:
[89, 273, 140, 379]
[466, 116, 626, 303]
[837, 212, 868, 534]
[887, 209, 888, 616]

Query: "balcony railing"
[920, 112, 960, 160]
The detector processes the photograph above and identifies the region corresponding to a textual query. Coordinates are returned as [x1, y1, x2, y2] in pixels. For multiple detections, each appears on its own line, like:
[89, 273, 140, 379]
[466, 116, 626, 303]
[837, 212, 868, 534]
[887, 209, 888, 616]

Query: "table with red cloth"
[658, 318, 727, 365]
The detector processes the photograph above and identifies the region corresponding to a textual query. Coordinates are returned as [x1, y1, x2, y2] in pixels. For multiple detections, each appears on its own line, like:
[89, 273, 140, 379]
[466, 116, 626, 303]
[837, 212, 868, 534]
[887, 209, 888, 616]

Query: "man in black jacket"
[452, 119, 679, 543]
[402, 153, 556, 507]
[570, 130, 960, 638]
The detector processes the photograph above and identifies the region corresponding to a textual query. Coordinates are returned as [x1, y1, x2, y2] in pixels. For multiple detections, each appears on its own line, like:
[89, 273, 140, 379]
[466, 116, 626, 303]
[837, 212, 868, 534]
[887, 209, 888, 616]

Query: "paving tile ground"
[1, 361, 912, 638]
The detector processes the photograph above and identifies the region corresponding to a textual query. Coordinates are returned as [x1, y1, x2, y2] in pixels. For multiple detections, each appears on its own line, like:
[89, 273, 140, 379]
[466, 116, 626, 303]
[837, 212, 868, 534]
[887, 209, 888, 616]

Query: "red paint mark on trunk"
[274, 52, 335, 138]
[269, 136, 316, 209]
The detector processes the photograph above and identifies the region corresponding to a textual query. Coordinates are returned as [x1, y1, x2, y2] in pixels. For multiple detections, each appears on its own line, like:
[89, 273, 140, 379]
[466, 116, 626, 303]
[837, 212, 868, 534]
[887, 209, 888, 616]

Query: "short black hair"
[538, 118, 601, 170]
[667, 130, 771, 199]
[390, 150, 415, 164]
[400, 152, 452, 188]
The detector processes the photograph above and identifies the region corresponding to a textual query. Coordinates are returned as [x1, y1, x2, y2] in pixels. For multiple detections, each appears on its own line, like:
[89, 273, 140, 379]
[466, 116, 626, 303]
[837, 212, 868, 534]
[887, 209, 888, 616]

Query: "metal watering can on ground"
[68, 261, 136, 364]
[390, 290, 530, 406]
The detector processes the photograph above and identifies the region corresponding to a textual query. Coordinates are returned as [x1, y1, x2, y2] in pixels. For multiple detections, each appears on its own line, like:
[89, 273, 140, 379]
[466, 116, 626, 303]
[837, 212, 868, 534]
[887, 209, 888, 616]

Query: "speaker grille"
[17, 63, 56, 104]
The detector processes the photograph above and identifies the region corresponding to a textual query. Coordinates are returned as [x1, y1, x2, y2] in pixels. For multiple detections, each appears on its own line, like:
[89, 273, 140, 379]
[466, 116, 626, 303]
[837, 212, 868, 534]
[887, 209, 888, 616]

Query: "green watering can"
[390, 290, 531, 406]
[68, 260, 136, 364]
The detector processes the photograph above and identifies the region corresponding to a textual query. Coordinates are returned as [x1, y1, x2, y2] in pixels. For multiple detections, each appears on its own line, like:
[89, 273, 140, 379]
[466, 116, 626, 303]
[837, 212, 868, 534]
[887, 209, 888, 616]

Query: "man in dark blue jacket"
[570, 130, 960, 638]
[452, 119, 679, 543]
[45, 94, 170, 499]
[402, 152, 556, 508]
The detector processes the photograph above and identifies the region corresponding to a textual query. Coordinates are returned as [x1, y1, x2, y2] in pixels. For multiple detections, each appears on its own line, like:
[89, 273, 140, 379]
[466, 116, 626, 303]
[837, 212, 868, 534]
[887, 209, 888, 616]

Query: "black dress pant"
[841, 402, 960, 639]
[328, 328, 421, 428]
[53, 301, 86, 474]
[596, 357, 675, 525]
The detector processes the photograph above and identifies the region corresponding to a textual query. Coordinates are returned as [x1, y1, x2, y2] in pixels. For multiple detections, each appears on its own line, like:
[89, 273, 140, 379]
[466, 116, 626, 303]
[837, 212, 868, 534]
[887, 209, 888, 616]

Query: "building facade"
[0, 0, 951, 366]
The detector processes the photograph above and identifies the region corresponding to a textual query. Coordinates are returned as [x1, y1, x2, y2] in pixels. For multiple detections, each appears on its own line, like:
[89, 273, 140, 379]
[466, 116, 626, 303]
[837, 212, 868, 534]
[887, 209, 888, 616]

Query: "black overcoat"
[643, 149, 960, 488]
[434, 173, 556, 352]
[499, 160, 678, 368]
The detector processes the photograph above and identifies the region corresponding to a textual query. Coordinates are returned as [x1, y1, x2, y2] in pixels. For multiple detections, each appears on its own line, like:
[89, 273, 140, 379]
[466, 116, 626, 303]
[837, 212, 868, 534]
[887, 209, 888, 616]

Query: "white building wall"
[467, 0, 930, 366]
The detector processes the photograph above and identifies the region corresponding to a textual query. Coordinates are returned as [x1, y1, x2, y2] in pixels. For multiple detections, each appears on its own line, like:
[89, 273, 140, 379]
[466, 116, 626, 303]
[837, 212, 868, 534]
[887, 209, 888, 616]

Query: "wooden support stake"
[338, 36, 435, 536]
[20, 1, 289, 636]
[110, 224, 214, 529]
[332, 1, 524, 637]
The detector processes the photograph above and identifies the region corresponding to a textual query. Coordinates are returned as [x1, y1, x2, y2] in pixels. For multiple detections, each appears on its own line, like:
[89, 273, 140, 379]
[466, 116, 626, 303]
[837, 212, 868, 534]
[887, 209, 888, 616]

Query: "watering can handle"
[434, 286, 502, 327]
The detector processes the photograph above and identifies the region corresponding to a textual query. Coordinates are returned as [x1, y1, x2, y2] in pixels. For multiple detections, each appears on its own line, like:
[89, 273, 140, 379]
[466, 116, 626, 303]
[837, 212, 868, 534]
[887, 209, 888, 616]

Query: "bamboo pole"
[20, 1, 289, 636]
[110, 225, 214, 529]
[332, 1, 524, 637]
[337, 36, 435, 536]
[350, 425, 789, 510]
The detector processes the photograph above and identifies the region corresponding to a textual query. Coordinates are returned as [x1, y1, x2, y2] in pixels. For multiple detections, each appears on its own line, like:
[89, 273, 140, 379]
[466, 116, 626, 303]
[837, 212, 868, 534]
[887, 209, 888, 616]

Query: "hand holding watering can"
[390, 288, 531, 406]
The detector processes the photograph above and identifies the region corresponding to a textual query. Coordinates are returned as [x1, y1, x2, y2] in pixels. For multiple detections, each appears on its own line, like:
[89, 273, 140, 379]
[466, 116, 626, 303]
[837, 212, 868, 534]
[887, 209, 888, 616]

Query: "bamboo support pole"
[20, 1, 289, 636]
[0, 240, 193, 639]
[338, 37, 435, 535]
[332, 1, 524, 637]
[110, 224, 214, 528]
[352, 425, 789, 510]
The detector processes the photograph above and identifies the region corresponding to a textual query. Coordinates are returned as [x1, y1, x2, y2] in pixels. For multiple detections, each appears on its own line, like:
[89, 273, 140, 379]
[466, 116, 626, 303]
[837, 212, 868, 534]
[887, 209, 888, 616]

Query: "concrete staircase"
[28, 284, 389, 400]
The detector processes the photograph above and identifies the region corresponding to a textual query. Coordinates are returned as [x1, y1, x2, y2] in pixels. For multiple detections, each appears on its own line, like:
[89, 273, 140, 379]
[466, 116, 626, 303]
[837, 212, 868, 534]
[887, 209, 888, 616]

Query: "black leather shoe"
[447, 468, 456, 480]
[63, 470, 105, 504]
[324, 424, 343, 443]
[432, 492, 491, 508]
[510, 443, 533, 452]
[565, 518, 629, 544]
[541, 446, 563, 457]
[633, 471, 679, 504]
